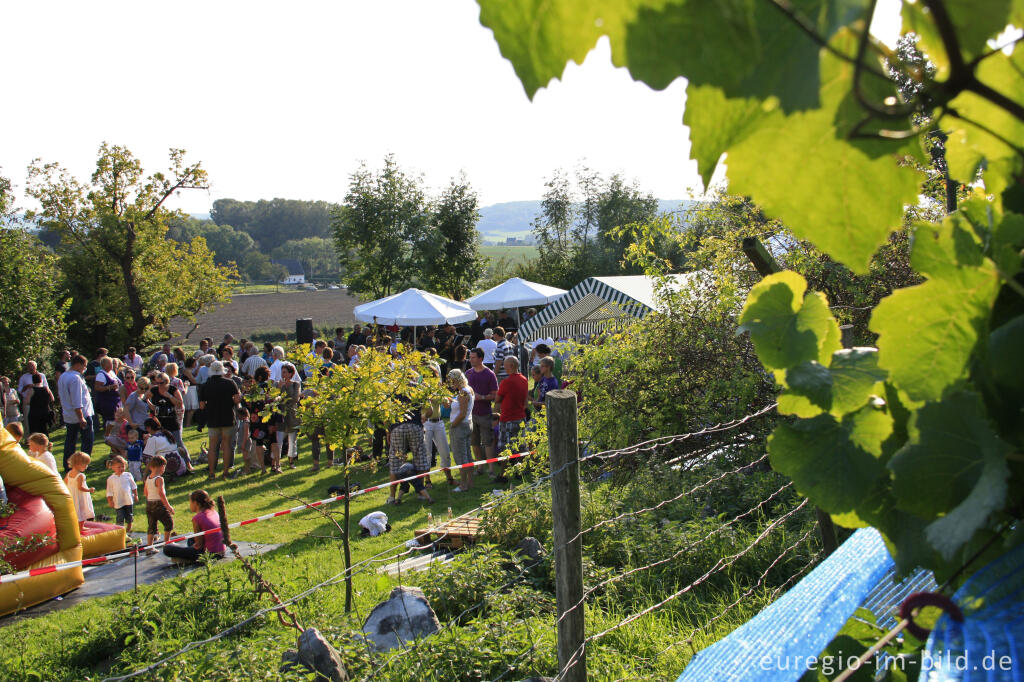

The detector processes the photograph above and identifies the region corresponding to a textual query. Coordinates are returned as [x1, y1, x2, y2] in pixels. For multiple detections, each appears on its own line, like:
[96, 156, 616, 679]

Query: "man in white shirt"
[268, 346, 286, 382]
[240, 343, 267, 377]
[123, 347, 144, 372]
[17, 360, 49, 394]
[57, 354, 94, 470]
[475, 328, 497, 368]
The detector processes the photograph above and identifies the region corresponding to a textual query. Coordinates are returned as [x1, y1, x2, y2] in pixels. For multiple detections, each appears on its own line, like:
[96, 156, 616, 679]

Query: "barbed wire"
[552, 498, 810, 680]
[584, 402, 777, 461]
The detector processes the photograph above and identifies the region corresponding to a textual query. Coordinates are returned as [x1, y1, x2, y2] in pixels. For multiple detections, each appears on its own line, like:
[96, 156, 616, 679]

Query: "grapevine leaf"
[726, 29, 923, 273]
[778, 361, 832, 418]
[926, 453, 1010, 560]
[477, 0, 868, 107]
[828, 348, 888, 415]
[871, 218, 1002, 402]
[993, 212, 1024, 276]
[988, 314, 1024, 389]
[738, 271, 841, 372]
[944, 49, 1024, 194]
[888, 391, 1011, 522]
[683, 85, 779, 188]
[779, 348, 887, 418]
[768, 404, 892, 515]
[901, 0, 1011, 76]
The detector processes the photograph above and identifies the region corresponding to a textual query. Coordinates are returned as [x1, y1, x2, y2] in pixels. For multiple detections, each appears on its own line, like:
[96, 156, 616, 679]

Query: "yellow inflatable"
[0, 427, 84, 616]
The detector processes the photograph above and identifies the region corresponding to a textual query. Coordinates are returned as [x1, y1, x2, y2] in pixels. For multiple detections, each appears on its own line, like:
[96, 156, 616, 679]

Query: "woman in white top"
[142, 418, 179, 477]
[446, 368, 475, 493]
[475, 329, 497, 368]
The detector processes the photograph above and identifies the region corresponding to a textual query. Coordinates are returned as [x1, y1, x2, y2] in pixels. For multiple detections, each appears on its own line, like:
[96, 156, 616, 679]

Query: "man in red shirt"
[495, 356, 530, 483]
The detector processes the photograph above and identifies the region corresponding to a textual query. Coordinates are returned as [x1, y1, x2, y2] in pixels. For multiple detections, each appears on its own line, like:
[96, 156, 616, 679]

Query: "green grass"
[230, 283, 302, 295]
[481, 245, 538, 263]
[0, 425, 817, 681]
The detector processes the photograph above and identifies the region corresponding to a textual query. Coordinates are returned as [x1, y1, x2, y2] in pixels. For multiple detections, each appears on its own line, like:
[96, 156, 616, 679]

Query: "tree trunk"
[343, 466, 353, 613]
[120, 222, 151, 344]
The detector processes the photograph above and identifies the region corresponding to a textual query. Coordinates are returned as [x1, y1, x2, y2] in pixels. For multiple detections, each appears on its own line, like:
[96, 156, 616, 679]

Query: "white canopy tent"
[353, 288, 477, 327]
[466, 277, 567, 311]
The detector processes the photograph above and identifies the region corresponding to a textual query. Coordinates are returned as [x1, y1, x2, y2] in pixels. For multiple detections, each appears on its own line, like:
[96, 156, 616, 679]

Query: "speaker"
[296, 318, 314, 345]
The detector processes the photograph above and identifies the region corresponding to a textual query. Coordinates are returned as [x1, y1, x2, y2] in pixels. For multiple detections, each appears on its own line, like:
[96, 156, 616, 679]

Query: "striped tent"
[518, 274, 698, 341]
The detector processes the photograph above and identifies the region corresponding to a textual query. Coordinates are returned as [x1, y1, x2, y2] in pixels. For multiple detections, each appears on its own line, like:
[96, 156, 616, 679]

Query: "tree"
[271, 237, 340, 282]
[288, 344, 442, 612]
[532, 168, 665, 287]
[480, 0, 1024, 582]
[26, 144, 237, 349]
[167, 216, 256, 268]
[212, 197, 336, 250]
[0, 173, 69, 375]
[331, 155, 430, 299]
[422, 174, 486, 299]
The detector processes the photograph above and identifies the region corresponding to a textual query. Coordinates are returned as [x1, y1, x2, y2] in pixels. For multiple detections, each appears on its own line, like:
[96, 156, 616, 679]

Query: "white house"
[272, 259, 306, 285]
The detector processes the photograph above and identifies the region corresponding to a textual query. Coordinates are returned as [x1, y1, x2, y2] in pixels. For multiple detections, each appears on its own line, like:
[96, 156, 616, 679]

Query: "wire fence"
[97, 400, 820, 682]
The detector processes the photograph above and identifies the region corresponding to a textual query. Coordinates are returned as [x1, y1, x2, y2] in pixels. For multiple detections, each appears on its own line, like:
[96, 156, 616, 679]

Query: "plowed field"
[168, 288, 363, 343]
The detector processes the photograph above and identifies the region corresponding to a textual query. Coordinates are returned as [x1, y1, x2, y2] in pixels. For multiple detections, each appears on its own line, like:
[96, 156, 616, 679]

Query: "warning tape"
[0, 451, 531, 585]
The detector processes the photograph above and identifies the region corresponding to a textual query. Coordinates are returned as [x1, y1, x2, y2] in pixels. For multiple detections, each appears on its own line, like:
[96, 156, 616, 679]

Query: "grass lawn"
[480, 245, 538, 263]
[0, 424, 531, 680]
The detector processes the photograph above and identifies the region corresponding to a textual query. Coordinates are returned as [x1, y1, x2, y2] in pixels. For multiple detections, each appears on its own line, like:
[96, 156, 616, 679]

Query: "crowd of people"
[0, 308, 569, 559]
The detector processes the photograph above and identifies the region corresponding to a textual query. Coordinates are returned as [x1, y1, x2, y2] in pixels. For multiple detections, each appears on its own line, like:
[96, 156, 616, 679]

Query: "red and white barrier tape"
[0, 450, 531, 585]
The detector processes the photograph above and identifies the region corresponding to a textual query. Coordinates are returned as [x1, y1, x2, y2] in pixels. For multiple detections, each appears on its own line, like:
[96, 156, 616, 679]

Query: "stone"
[279, 649, 299, 674]
[362, 586, 440, 651]
[516, 537, 546, 566]
[296, 627, 348, 681]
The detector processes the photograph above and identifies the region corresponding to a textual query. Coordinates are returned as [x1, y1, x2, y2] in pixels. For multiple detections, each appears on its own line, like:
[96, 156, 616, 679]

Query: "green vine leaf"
[888, 391, 1011, 558]
[944, 49, 1024, 196]
[768, 403, 892, 515]
[871, 216, 1003, 402]
[738, 271, 841, 373]
[726, 28, 924, 273]
[477, 0, 867, 106]
[779, 348, 889, 418]
[901, 0, 1011, 77]
[988, 314, 1024, 389]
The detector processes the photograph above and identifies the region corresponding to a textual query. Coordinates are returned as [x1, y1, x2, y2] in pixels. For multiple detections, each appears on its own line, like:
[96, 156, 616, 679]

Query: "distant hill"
[477, 199, 694, 241]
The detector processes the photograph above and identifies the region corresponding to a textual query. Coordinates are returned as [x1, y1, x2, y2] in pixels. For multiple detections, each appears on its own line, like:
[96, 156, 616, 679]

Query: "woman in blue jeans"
[446, 369, 475, 493]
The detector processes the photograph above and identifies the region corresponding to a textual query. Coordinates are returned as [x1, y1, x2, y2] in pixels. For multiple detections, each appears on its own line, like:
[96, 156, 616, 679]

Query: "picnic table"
[414, 516, 482, 550]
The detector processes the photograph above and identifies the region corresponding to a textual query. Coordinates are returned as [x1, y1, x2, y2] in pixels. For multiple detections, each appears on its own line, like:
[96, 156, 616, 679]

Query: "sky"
[1, 0, 902, 214]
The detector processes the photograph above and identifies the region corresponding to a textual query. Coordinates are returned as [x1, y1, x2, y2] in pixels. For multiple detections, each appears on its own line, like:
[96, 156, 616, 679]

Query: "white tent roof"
[518, 273, 700, 341]
[353, 288, 477, 326]
[465, 277, 567, 310]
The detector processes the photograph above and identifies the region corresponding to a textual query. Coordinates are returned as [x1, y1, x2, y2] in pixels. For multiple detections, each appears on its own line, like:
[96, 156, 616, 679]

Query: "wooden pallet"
[414, 516, 482, 550]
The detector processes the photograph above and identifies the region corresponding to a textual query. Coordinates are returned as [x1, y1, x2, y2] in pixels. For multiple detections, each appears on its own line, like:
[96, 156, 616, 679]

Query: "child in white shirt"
[26, 433, 58, 474]
[106, 455, 138, 533]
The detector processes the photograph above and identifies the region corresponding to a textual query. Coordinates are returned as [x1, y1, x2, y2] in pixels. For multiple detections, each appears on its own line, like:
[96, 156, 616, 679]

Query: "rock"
[296, 628, 348, 681]
[279, 649, 299, 674]
[362, 586, 440, 651]
[516, 537, 546, 566]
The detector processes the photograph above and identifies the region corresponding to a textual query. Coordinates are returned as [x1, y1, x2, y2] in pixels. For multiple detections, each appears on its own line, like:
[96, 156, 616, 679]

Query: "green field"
[481, 244, 538, 263]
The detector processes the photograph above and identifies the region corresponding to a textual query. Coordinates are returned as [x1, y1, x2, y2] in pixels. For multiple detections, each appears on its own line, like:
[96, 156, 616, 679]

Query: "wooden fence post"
[547, 389, 586, 682]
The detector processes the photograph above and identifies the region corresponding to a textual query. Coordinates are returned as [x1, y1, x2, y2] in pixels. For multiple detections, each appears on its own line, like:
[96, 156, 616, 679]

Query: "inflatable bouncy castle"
[0, 427, 125, 616]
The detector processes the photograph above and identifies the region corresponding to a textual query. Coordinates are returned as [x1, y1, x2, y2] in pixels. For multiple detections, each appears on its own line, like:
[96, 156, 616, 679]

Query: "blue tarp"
[677, 528, 894, 682]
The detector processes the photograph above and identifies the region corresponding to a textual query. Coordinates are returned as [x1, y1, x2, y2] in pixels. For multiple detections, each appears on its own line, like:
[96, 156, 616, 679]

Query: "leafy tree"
[0, 173, 69, 374]
[26, 144, 237, 349]
[289, 344, 443, 611]
[595, 174, 659, 274]
[480, 0, 1024, 581]
[532, 168, 664, 287]
[238, 251, 288, 283]
[271, 237, 340, 282]
[331, 155, 430, 299]
[167, 216, 256, 268]
[422, 174, 486, 299]
[212, 197, 336, 250]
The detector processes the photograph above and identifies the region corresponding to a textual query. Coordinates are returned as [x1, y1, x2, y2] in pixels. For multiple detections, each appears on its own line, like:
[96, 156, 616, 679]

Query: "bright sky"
[1, 0, 902, 214]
